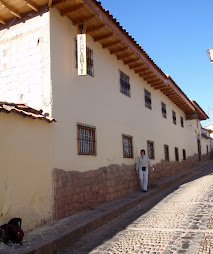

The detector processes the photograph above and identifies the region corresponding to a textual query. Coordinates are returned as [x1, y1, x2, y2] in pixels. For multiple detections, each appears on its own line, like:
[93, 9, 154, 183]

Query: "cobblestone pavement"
[60, 163, 213, 254]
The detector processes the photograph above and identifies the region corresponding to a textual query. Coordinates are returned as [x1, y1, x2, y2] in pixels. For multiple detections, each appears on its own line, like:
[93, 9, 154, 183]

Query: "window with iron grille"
[180, 116, 184, 128]
[122, 135, 133, 158]
[145, 89, 152, 109]
[75, 39, 94, 76]
[87, 47, 94, 76]
[164, 144, 169, 161]
[147, 140, 154, 159]
[172, 111, 177, 125]
[77, 124, 96, 155]
[183, 149, 186, 160]
[162, 102, 167, 118]
[120, 71, 130, 97]
[175, 147, 179, 161]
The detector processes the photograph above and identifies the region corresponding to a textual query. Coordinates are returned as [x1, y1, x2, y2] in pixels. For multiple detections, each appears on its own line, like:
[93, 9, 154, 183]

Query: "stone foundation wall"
[53, 164, 139, 220]
[202, 153, 210, 161]
[53, 153, 209, 220]
[149, 153, 201, 183]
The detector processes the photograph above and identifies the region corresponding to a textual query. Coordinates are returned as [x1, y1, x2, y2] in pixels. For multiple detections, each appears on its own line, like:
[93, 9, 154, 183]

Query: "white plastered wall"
[0, 10, 52, 115]
[201, 135, 211, 155]
[50, 8, 201, 173]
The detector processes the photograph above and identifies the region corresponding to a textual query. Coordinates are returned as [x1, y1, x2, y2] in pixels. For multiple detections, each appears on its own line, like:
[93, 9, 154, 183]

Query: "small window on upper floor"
[180, 116, 184, 128]
[145, 89, 152, 110]
[162, 102, 167, 118]
[75, 39, 94, 76]
[172, 111, 177, 125]
[120, 71, 130, 97]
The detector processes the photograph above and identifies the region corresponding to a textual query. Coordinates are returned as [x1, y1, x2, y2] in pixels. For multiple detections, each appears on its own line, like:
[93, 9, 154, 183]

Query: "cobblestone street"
[60, 162, 213, 254]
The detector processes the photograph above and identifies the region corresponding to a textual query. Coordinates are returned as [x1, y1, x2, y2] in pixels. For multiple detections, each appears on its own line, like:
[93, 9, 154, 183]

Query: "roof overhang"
[0, 0, 206, 116]
[190, 100, 209, 121]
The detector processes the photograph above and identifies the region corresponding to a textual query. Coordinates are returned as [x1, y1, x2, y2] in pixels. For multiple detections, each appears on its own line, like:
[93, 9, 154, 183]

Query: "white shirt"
[136, 155, 152, 170]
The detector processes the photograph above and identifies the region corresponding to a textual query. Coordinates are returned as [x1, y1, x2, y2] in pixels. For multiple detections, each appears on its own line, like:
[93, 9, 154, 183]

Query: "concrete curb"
[0, 160, 211, 254]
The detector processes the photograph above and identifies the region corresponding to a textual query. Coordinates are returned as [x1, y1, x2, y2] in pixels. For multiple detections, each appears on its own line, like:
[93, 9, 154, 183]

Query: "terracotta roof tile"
[0, 102, 56, 123]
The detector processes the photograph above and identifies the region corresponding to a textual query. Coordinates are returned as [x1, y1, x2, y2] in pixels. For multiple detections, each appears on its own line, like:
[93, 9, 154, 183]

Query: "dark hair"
[141, 149, 145, 154]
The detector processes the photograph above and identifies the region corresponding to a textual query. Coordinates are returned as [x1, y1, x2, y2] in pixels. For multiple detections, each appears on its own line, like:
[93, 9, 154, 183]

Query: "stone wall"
[53, 164, 139, 220]
[53, 153, 209, 220]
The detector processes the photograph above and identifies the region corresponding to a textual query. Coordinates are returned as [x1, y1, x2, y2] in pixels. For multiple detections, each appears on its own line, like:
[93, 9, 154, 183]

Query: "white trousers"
[139, 167, 148, 191]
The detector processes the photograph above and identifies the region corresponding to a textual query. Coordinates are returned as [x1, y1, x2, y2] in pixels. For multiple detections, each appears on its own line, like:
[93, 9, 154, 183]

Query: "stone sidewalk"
[0, 160, 212, 254]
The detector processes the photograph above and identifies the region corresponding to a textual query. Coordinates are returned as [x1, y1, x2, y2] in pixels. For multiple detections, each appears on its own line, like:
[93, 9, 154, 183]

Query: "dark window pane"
[120, 71, 130, 97]
[164, 145, 169, 161]
[183, 149, 186, 160]
[173, 111, 177, 125]
[162, 102, 167, 118]
[145, 89, 152, 109]
[175, 147, 179, 161]
[123, 135, 133, 158]
[180, 117, 184, 128]
[78, 125, 96, 155]
[147, 141, 154, 159]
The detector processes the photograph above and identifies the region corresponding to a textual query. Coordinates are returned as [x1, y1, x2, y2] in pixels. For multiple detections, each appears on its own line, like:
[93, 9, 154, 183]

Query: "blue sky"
[100, 0, 213, 126]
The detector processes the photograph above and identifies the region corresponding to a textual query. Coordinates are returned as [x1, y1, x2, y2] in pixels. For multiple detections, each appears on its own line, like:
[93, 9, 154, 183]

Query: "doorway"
[197, 139, 201, 161]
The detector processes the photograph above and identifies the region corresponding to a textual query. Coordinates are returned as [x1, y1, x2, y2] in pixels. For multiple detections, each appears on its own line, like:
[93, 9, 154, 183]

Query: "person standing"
[136, 149, 154, 192]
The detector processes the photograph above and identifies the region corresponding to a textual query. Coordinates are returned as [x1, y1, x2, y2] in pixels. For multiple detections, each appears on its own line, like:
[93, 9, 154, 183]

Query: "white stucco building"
[0, 0, 210, 221]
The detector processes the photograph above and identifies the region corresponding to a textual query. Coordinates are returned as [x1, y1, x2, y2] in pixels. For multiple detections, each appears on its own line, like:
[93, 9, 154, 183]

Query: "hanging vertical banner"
[77, 34, 87, 76]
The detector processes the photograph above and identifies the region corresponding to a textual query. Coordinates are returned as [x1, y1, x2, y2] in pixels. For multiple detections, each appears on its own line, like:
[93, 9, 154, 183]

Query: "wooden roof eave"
[166, 79, 195, 112]
[0, 0, 22, 19]
[0, 16, 6, 25]
[79, 0, 196, 114]
[190, 100, 209, 120]
[48, 0, 53, 7]
[81, 0, 167, 82]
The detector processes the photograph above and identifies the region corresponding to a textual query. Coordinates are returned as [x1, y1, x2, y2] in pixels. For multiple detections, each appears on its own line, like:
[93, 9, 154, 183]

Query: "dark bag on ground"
[0, 218, 24, 245]
[142, 167, 146, 171]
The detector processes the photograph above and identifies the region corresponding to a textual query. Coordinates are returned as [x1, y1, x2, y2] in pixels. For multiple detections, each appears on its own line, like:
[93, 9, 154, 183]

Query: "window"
[122, 135, 133, 158]
[77, 124, 96, 155]
[147, 140, 154, 159]
[164, 145, 169, 161]
[183, 149, 186, 160]
[87, 47, 94, 76]
[172, 111, 177, 125]
[120, 71, 130, 97]
[162, 102, 167, 118]
[175, 147, 179, 161]
[180, 116, 184, 128]
[75, 39, 94, 76]
[207, 145, 209, 153]
[145, 89, 152, 109]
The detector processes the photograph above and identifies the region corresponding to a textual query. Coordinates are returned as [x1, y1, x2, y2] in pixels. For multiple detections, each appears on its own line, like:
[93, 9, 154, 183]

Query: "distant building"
[204, 124, 213, 139]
